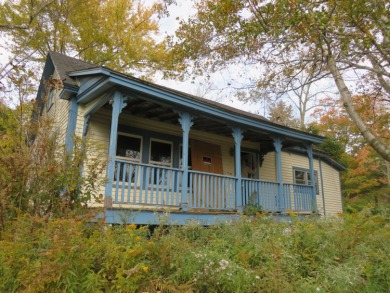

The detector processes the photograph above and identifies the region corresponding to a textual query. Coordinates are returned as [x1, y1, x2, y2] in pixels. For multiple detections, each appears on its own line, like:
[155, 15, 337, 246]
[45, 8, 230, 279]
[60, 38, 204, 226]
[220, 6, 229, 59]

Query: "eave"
[69, 68, 324, 145]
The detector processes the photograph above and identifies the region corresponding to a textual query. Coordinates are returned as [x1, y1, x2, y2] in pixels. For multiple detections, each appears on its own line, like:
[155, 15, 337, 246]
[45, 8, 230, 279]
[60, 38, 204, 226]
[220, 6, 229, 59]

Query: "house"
[36, 51, 344, 225]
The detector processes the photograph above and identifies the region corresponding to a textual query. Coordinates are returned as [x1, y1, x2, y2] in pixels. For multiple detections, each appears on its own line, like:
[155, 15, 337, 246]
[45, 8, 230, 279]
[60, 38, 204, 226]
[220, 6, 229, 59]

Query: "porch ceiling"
[103, 93, 306, 150]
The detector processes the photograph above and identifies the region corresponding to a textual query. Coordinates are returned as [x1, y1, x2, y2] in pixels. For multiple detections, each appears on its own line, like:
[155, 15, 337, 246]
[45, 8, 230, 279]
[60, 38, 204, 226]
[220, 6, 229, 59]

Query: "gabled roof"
[48, 51, 98, 88]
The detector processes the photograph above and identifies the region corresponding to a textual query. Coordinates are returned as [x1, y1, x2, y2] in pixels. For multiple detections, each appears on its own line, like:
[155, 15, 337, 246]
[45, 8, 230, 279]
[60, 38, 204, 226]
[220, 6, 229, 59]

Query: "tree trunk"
[326, 54, 390, 162]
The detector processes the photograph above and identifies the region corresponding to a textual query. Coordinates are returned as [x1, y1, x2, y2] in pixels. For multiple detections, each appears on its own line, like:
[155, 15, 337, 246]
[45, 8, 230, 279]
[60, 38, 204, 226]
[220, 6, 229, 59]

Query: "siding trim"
[319, 159, 326, 216]
[65, 96, 78, 153]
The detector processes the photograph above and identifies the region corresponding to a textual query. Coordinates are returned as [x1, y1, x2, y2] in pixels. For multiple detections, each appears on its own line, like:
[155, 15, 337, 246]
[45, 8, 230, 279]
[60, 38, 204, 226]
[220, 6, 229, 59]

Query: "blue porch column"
[232, 127, 243, 212]
[104, 91, 127, 208]
[306, 144, 317, 212]
[178, 112, 193, 211]
[273, 137, 284, 212]
[65, 96, 78, 154]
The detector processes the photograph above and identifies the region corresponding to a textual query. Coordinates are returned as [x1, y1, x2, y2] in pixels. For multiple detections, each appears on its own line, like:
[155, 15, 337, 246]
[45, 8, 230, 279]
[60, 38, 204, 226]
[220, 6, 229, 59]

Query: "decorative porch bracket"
[178, 112, 194, 211]
[306, 144, 317, 212]
[104, 91, 128, 208]
[82, 91, 115, 137]
[273, 137, 284, 212]
[232, 127, 244, 212]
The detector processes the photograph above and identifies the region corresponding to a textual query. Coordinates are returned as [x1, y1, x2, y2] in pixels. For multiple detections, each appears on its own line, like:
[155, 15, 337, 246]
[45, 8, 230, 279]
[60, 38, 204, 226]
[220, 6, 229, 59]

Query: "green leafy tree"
[0, 0, 172, 83]
[172, 0, 390, 161]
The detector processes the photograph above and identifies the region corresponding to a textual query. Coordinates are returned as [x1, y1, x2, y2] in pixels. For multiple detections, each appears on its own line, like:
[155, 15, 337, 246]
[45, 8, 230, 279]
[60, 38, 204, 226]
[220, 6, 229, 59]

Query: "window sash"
[116, 133, 142, 163]
[149, 139, 173, 167]
[293, 168, 319, 195]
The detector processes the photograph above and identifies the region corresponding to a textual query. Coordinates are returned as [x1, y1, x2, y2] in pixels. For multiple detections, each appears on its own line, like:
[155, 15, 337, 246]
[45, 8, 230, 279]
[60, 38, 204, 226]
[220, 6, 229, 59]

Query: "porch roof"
[48, 51, 324, 146]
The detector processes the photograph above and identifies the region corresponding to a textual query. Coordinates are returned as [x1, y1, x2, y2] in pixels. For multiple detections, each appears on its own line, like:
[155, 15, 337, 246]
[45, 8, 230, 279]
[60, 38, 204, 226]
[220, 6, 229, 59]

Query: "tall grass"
[0, 208, 389, 292]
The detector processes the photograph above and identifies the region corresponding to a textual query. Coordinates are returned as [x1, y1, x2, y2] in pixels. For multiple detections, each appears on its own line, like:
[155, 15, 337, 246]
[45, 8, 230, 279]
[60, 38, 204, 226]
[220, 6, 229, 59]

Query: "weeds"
[0, 209, 389, 292]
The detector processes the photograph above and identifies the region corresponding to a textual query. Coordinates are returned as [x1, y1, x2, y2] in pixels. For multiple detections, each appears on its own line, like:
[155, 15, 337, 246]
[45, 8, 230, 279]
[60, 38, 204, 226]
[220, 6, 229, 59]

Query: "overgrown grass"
[1, 208, 389, 292]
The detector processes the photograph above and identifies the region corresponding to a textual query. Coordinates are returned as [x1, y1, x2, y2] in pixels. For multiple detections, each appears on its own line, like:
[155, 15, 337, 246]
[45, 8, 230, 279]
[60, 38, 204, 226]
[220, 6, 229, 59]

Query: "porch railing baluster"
[112, 160, 314, 213]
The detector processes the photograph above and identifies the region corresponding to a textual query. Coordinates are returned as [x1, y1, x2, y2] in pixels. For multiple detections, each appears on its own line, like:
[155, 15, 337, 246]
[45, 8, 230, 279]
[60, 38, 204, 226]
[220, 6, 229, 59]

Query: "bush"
[0, 209, 389, 292]
[0, 103, 107, 234]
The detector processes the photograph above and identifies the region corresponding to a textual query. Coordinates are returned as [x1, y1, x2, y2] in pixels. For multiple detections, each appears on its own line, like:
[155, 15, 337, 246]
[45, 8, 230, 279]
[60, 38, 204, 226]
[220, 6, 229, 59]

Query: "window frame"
[149, 138, 173, 167]
[46, 88, 56, 112]
[293, 167, 319, 195]
[116, 132, 143, 163]
[241, 151, 258, 179]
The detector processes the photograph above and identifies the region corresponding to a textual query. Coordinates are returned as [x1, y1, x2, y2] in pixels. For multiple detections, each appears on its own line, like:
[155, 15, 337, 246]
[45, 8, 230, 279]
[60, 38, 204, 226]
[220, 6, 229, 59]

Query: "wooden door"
[191, 139, 223, 174]
[190, 139, 224, 209]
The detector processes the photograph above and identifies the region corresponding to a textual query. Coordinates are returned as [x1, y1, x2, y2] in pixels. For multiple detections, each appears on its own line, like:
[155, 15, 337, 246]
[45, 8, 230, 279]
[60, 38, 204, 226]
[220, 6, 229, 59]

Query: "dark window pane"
[294, 170, 306, 184]
[150, 141, 172, 164]
[116, 135, 141, 160]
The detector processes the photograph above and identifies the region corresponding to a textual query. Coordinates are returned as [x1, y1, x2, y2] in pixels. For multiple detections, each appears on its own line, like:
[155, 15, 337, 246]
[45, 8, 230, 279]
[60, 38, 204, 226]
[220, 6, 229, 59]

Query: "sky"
[149, 0, 260, 113]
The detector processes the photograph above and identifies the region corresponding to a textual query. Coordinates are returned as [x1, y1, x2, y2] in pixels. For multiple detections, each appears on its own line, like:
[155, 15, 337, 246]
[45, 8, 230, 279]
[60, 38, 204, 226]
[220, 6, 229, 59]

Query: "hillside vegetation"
[1, 208, 389, 292]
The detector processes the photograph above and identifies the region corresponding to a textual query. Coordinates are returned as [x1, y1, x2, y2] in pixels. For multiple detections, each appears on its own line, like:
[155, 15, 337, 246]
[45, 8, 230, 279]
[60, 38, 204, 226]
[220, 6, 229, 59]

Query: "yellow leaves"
[126, 223, 137, 231]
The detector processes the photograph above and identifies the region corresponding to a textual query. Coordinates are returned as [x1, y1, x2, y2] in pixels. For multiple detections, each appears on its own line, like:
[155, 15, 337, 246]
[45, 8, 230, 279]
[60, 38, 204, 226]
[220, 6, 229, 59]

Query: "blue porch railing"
[113, 160, 183, 206]
[241, 178, 280, 211]
[283, 183, 315, 212]
[112, 160, 315, 213]
[188, 170, 236, 210]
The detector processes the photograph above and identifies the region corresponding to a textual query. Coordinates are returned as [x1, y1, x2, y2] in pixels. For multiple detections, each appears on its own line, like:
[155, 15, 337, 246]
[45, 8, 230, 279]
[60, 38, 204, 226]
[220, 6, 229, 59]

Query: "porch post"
[306, 144, 317, 212]
[232, 127, 244, 212]
[178, 112, 193, 211]
[273, 137, 284, 212]
[104, 91, 127, 208]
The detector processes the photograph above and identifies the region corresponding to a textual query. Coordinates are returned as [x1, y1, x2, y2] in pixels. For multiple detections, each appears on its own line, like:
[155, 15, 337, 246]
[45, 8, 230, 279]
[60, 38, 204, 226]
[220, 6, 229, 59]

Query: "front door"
[190, 139, 225, 209]
[191, 139, 223, 174]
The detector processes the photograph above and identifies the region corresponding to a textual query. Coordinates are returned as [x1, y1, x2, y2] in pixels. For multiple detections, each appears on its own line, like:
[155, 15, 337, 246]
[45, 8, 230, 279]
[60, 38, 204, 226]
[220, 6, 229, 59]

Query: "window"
[293, 168, 319, 194]
[115, 134, 142, 183]
[150, 139, 172, 167]
[116, 134, 142, 162]
[46, 89, 55, 111]
[241, 152, 257, 178]
[149, 139, 173, 186]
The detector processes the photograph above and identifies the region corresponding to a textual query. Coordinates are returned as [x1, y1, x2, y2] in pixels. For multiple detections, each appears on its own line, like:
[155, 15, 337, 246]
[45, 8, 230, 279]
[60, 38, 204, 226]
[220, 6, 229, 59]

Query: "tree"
[312, 95, 389, 153]
[171, 0, 390, 161]
[0, 0, 172, 85]
[267, 100, 300, 129]
[309, 95, 389, 199]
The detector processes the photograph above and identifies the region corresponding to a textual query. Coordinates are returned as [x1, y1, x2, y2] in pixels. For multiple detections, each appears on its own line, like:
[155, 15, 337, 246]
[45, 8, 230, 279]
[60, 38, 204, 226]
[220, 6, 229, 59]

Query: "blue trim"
[60, 84, 79, 100]
[178, 112, 193, 210]
[35, 55, 55, 116]
[319, 159, 326, 216]
[65, 96, 78, 153]
[141, 136, 150, 164]
[232, 127, 243, 212]
[98, 209, 312, 225]
[273, 137, 284, 212]
[306, 145, 317, 211]
[117, 125, 182, 167]
[70, 67, 109, 77]
[76, 77, 110, 103]
[105, 91, 127, 198]
[285, 146, 346, 171]
[71, 68, 323, 144]
[84, 92, 113, 118]
[101, 209, 240, 225]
